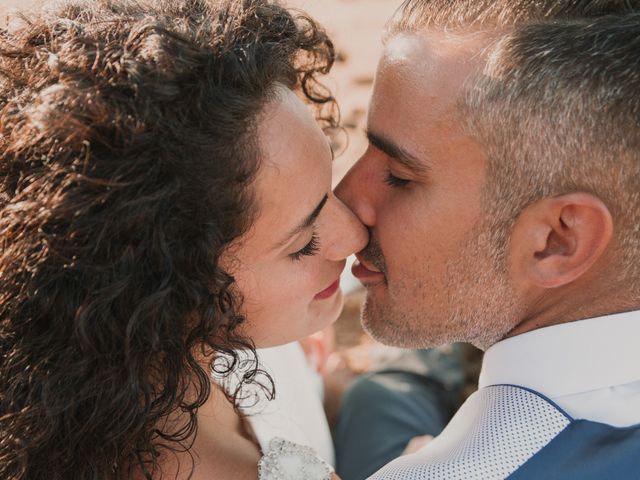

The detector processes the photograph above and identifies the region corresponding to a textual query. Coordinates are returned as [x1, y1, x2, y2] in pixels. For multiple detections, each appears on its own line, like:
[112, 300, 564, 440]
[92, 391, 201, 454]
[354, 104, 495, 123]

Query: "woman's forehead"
[247, 88, 332, 248]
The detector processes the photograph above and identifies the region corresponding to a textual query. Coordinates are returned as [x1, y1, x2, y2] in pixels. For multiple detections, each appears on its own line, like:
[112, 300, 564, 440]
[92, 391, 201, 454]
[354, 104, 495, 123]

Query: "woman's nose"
[322, 195, 369, 261]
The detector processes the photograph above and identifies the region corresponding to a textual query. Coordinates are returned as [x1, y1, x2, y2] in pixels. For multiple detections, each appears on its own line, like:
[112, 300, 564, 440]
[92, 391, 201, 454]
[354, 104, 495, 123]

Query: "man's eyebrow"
[277, 193, 329, 248]
[366, 129, 429, 175]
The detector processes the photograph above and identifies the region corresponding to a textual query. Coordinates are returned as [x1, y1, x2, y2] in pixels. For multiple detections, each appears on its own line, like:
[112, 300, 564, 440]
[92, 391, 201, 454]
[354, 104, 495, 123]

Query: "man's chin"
[361, 305, 428, 349]
[362, 320, 435, 348]
[360, 299, 464, 348]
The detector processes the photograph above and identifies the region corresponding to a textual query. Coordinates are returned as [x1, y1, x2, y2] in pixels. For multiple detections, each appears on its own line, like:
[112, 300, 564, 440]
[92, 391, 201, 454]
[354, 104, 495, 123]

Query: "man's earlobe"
[510, 193, 613, 289]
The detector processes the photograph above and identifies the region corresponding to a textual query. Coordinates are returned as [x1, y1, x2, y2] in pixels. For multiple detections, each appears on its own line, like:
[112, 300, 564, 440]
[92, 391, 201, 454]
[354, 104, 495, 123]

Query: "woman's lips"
[314, 278, 341, 300]
[352, 256, 385, 284]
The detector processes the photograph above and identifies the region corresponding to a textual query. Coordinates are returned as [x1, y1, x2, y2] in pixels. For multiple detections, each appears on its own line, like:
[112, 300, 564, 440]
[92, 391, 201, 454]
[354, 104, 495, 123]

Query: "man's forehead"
[372, 29, 490, 128]
[380, 30, 490, 76]
[367, 30, 490, 172]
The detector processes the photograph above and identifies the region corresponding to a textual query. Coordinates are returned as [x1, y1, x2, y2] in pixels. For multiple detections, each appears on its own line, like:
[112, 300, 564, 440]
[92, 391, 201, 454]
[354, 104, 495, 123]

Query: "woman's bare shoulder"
[136, 434, 260, 480]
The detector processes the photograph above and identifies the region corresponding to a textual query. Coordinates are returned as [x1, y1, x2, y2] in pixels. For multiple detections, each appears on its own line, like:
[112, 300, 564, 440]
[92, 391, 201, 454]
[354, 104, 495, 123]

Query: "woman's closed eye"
[290, 231, 321, 261]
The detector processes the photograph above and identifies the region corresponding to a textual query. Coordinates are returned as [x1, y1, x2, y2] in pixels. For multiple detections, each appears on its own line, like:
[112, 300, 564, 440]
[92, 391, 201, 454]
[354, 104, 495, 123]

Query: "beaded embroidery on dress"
[258, 437, 334, 480]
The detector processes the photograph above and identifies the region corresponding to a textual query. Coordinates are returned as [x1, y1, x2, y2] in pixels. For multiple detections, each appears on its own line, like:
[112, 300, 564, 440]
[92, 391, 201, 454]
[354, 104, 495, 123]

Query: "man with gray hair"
[335, 1, 640, 478]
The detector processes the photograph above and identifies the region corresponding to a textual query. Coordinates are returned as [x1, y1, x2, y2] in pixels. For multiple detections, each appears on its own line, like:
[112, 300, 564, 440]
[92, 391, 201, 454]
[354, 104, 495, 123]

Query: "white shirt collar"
[479, 309, 640, 398]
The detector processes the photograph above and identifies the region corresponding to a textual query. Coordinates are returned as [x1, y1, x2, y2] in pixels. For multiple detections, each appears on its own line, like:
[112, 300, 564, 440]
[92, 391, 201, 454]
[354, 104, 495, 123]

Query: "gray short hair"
[463, 15, 640, 288]
[388, 0, 640, 32]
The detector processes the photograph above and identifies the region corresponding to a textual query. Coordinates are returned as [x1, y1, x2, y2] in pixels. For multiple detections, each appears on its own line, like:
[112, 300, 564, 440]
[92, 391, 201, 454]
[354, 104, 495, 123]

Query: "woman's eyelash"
[385, 171, 410, 188]
[290, 232, 320, 261]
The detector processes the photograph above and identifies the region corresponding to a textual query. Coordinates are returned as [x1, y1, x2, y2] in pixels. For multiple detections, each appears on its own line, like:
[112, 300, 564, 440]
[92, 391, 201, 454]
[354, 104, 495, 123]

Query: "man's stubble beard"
[361, 216, 520, 351]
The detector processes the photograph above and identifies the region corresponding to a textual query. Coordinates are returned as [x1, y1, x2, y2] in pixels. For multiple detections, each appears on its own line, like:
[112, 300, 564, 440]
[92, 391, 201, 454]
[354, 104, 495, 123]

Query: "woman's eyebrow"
[276, 193, 329, 248]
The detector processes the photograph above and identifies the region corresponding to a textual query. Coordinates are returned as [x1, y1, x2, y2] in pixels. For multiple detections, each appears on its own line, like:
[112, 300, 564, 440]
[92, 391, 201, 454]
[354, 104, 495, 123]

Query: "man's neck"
[504, 282, 640, 340]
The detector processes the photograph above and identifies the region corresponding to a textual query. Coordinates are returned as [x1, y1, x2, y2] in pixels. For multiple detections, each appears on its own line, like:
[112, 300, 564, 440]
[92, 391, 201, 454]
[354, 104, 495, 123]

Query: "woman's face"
[227, 86, 368, 348]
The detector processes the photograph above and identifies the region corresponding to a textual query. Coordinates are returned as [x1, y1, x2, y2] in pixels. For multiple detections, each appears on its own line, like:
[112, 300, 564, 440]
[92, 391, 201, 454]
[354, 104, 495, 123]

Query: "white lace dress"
[258, 437, 334, 480]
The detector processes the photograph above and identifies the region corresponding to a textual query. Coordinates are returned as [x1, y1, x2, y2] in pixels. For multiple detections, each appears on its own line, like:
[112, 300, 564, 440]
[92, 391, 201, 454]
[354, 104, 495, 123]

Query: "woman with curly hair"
[0, 0, 366, 478]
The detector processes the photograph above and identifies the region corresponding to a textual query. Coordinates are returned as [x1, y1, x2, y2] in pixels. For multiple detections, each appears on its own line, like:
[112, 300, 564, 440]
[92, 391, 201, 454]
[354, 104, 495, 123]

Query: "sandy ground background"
[0, 0, 404, 351]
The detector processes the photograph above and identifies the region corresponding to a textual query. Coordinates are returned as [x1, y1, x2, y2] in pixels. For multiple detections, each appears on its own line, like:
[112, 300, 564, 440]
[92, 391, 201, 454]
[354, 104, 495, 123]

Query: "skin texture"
[336, 31, 616, 350]
[228, 86, 368, 348]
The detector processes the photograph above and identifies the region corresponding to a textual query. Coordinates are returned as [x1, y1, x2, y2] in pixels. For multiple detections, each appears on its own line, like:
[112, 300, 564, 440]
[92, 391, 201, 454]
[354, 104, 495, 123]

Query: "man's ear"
[509, 193, 614, 289]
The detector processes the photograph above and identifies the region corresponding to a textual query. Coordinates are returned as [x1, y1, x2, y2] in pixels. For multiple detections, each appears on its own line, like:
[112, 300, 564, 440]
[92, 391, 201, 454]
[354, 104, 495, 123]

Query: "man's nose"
[334, 155, 377, 228]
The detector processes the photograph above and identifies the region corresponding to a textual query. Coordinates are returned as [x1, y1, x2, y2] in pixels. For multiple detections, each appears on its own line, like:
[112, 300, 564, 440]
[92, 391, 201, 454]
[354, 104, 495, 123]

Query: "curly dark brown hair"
[0, 0, 337, 478]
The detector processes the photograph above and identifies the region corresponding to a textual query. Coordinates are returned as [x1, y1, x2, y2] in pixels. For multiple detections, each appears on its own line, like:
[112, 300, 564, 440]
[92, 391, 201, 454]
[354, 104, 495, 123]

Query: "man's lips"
[352, 254, 385, 283]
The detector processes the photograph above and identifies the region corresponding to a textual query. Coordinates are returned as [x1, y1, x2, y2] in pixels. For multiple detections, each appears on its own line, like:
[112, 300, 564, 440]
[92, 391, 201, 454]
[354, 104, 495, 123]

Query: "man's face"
[336, 32, 519, 350]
